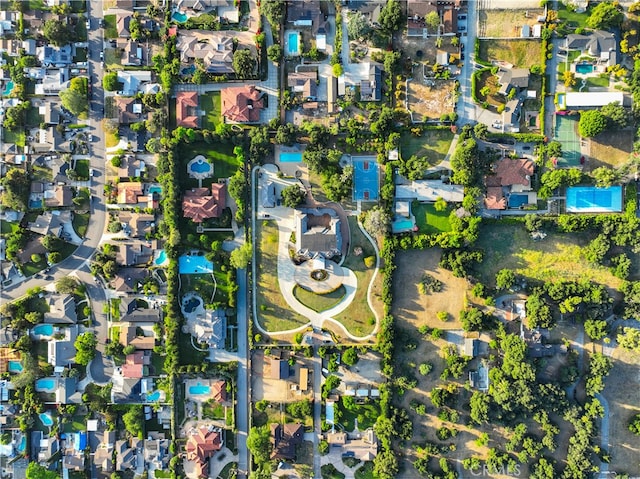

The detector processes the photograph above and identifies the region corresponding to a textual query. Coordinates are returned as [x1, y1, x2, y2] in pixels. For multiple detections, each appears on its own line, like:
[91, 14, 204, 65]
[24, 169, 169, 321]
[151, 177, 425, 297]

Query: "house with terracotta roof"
[270, 423, 304, 460]
[182, 184, 227, 223]
[121, 351, 150, 378]
[44, 185, 73, 207]
[117, 182, 144, 204]
[119, 323, 156, 350]
[210, 380, 227, 403]
[484, 158, 536, 210]
[176, 91, 199, 128]
[185, 426, 223, 478]
[221, 86, 264, 123]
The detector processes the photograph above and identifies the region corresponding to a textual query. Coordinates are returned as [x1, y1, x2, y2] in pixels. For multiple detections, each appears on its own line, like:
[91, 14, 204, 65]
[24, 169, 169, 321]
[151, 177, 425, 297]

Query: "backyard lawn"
[74, 159, 90, 179]
[557, 4, 589, 29]
[180, 274, 217, 304]
[178, 330, 208, 366]
[4, 128, 26, 147]
[400, 129, 454, 166]
[103, 14, 117, 39]
[256, 221, 309, 332]
[479, 39, 542, 69]
[293, 285, 346, 313]
[337, 397, 380, 431]
[199, 92, 222, 130]
[355, 462, 375, 479]
[333, 217, 377, 338]
[412, 202, 452, 234]
[178, 141, 241, 184]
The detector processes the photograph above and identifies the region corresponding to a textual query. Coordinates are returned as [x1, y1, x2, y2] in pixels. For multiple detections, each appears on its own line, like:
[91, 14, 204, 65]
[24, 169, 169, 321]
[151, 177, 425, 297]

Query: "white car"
[492, 121, 502, 129]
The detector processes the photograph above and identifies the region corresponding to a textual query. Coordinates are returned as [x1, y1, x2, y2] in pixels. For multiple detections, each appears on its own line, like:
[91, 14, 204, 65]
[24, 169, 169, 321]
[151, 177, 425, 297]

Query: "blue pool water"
[36, 378, 56, 391]
[172, 11, 188, 23]
[280, 151, 302, 163]
[147, 391, 161, 401]
[183, 297, 202, 313]
[33, 324, 54, 336]
[8, 361, 22, 373]
[181, 65, 196, 75]
[190, 159, 212, 174]
[575, 63, 594, 74]
[287, 32, 300, 56]
[566, 186, 623, 213]
[508, 194, 529, 208]
[189, 383, 211, 395]
[17, 436, 25, 452]
[392, 218, 415, 234]
[179, 254, 214, 274]
[2, 80, 14, 96]
[148, 185, 162, 196]
[155, 250, 168, 266]
[39, 413, 54, 427]
[29, 199, 42, 208]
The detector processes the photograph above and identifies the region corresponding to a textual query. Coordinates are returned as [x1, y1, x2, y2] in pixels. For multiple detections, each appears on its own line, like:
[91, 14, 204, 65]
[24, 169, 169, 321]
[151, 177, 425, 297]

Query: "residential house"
[522, 326, 568, 358]
[117, 182, 144, 204]
[117, 156, 146, 179]
[118, 39, 145, 67]
[32, 125, 72, 153]
[111, 373, 155, 403]
[115, 97, 143, 125]
[395, 179, 464, 203]
[114, 242, 154, 266]
[0, 261, 19, 284]
[34, 68, 70, 95]
[182, 184, 227, 222]
[176, 91, 199, 128]
[295, 208, 342, 259]
[44, 185, 73, 207]
[144, 433, 170, 471]
[119, 297, 161, 323]
[44, 294, 78, 324]
[221, 85, 265, 123]
[497, 67, 530, 96]
[116, 13, 132, 38]
[94, 431, 116, 472]
[117, 70, 152, 95]
[348, 1, 381, 28]
[210, 380, 227, 403]
[0, 327, 19, 346]
[120, 323, 156, 350]
[464, 338, 479, 358]
[288, 71, 318, 101]
[484, 158, 535, 210]
[37, 45, 72, 67]
[122, 351, 150, 378]
[27, 212, 64, 238]
[326, 428, 378, 461]
[42, 101, 61, 124]
[177, 30, 234, 74]
[360, 64, 382, 102]
[270, 355, 289, 380]
[270, 423, 304, 460]
[118, 211, 154, 238]
[185, 426, 223, 478]
[175, 0, 239, 22]
[54, 377, 82, 404]
[115, 438, 142, 471]
[48, 325, 78, 368]
[31, 431, 59, 462]
[557, 91, 628, 110]
[565, 29, 617, 67]
[407, 0, 438, 37]
[287, 0, 325, 34]
[110, 268, 149, 294]
[442, 7, 458, 35]
[63, 449, 85, 471]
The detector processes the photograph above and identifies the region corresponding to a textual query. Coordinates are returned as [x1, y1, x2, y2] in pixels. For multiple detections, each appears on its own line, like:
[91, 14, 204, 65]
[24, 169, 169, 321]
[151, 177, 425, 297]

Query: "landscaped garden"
[293, 285, 346, 313]
[177, 141, 241, 185]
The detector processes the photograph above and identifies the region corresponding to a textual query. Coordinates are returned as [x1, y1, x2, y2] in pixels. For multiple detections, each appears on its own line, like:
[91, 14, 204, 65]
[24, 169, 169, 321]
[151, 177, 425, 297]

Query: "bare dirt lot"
[407, 77, 456, 123]
[588, 129, 634, 172]
[478, 8, 546, 38]
[392, 248, 469, 329]
[251, 350, 313, 403]
[397, 36, 459, 64]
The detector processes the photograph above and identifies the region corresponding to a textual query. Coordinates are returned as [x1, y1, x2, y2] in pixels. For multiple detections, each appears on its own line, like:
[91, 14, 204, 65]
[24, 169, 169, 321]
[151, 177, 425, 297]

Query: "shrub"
[437, 311, 448, 322]
[363, 255, 376, 268]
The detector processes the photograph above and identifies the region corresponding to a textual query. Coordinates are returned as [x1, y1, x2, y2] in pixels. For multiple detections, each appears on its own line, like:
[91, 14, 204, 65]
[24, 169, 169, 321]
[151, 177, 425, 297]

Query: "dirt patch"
[392, 248, 470, 330]
[396, 36, 458, 64]
[336, 352, 382, 391]
[478, 8, 545, 38]
[587, 129, 634, 172]
[251, 350, 313, 403]
[407, 76, 456, 123]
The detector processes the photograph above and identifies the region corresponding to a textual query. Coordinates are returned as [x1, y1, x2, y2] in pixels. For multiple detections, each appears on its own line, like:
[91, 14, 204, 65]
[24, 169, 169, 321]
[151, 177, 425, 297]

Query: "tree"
[281, 185, 306, 208]
[363, 206, 391, 237]
[473, 122, 488, 140]
[600, 101, 628, 129]
[347, 11, 370, 39]
[563, 70, 576, 87]
[60, 77, 89, 117]
[42, 234, 63, 252]
[530, 458, 556, 479]
[103, 72, 119, 91]
[232, 49, 256, 79]
[26, 463, 58, 479]
[629, 414, 640, 435]
[495, 269, 516, 291]
[591, 166, 619, 187]
[56, 277, 80, 294]
[275, 123, 297, 145]
[460, 307, 486, 332]
[261, 0, 285, 29]
[247, 425, 272, 463]
[122, 405, 144, 438]
[266, 44, 282, 63]
[342, 348, 358, 366]
[332, 63, 344, 77]
[579, 110, 608, 137]
[230, 242, 252, 269]
[434, 197, 448, 212]
[74, 332, 97, 365]
[425, 11, 440, 32]
[584, 319, 608, 340]
[373, 450, 399, 479]
[524, 214, 543, 232]
[617, 327, 640, 351]
[586, 1, 623, 29]
[42, 19, 75, 46]
[470, 391, 490, 424]
[526, 291, 553, 328]
[0, 168, 29, 211]
[378, 0, 402, 33]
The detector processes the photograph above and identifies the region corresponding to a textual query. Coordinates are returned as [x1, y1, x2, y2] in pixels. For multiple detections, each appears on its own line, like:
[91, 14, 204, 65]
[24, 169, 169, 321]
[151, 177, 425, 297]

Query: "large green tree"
[578, 110, 608, 137]
[42, 19, 75, 46]
[232, 49, 256, 79]
[74, 332, 97, 366]
[60, 76, 88, 117]
[0, 168, 30, 211]
[600, 101, 628, 129]
[378, 0, 402, 33]
[122, 405, 144, 438]
[26, 462, 58, 479]
[103, 71, 120, 91]
[229, 242, 252, 269]
[281, 184, 306, 208]
[247, 425, 272, 463]
[586, 1, 624, 29]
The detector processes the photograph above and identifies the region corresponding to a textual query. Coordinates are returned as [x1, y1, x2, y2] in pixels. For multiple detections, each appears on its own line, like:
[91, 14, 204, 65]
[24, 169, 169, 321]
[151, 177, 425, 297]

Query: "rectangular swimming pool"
[280, 151, 302, 163]
[575, 63, 594, 74]
[566, 186, 623, 213]
[508, 194, 529, 208]
[287, 32, 300, 56]
[392, 218, 415, 234]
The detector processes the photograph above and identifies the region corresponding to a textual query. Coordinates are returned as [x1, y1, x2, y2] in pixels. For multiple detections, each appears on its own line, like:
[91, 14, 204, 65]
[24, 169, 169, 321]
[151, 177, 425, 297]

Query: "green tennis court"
[554, 115, 581, 167]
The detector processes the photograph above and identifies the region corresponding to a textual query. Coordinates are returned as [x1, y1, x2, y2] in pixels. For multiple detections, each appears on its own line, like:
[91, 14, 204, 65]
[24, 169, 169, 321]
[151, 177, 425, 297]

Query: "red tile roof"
[210, 380, 226, 403]
[182, 185, 227, 223]
[484, 187, 506, 210]
[117, 182, 144, 204]
[491, 158, 534, 187]
[176, 91, 199, 128]
[185, 427, 222, 478]
[221, 85, 264, 123]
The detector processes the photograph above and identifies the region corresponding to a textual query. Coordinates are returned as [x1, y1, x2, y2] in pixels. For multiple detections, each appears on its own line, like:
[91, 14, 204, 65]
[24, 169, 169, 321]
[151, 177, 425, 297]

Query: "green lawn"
[321, 465, 345, 479]
[32, 165, 53, 182]
[103, 14, 117, 39]
[180, 274, 217, 303]
[202, 400, 225, 420]
[337, 397, 380, 432]
[1, 222, 20, 235]
[218, 463, 238, 479]
[72, 213, 90, 238]
[26, 107, 43, 127]
[200, 92, 222, 130]
[59, 241, 78, 262]
[22, 255, 48, 277]
[355, 462, 375, 479]
[585, 75, 610, 89]
[293, 285, 346, 313]
[155, 470, 172, 479]
[74, 159, 90, 180]
[4, 128, 26, 147]
[557, 4, 589, 29]
[178, 330, 208, 366]
[412, 202, 452, 234]
[400, 129, 454, 165]
[479, 39, 542, 69]
[178, 141, 242, 184]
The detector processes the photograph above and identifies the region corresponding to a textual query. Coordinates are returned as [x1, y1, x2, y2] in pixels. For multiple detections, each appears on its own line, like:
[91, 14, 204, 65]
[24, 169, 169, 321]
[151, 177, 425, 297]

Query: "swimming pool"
[33, 324, 54, 336]
[508, 194, 529, 208]
[190, 159, 212, 174]
[155, 250, 168, 266]
[392, 218, 415, 234]
[8, 361, 22, 373]
[181, 65, 196, 75]
[39, 412, 54, 427]
[287, 31, 300, 56]
[575, 63, 594, 74]
[2, 81, 14, 96]
[280, 151, 302, 163]
[189, 383, 211, 395]
[147, 391, 161, 402]
[148, 185, 162, 197]
[29, 199, 42, 208]
[17, 436, 25, 453]
[183, 296, 203, 313]
[179, 254, 214, 274]
[172, 11, 188, 23]
[35, 378, 56, 392]
[566, 186, 623, 213]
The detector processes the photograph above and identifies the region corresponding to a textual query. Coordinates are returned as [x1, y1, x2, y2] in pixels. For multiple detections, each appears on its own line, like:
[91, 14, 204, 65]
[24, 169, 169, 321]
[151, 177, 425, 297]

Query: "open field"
[392, 248, 469, 330]
[332, 217, 377, 339]
[478, 9, 545, 38]
[557, 4, 589, 30]
[475, 222, 622, 290]
[588, 129, 634, 172]
[406, 77, 456, 123]
[256, 221, 308, 332]
[478, 39, 543, 68]
[400, 129, 454, 166]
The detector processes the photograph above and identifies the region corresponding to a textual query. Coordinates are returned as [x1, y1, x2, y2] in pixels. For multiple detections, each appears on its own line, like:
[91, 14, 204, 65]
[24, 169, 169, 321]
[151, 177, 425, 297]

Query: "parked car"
[86, 19, 90, 29]
[99, 51, 104, 60]
[523, 146, 531, 151]
[458, 25, 466, 31]
[458, 15, 467, 20]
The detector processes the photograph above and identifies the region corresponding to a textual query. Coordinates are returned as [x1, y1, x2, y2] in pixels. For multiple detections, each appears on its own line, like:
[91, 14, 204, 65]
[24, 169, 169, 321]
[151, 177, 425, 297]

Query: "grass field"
[333, 218, 377, 338]
[355, 462, 374, 479]
[72, 213, 90, 238]
[412, 202, 452, 234]
[4, 128, 26, 147]
[256, 221, 308, 332]
[557, 4, 589, 30]
[75, 159, 90, 179]
[293, 285, 346, 313]
[103, 14, 117, 39]
[199, 92, 222, 130]
[478, 39, 542, 69]
[478, 8, 545, 38]
[584, 74, 610, 89]
[588, 129, 634, 171]
[400, 129, 454, 166]
[337, 397, 380, 431]
[475, 222, 621, 289]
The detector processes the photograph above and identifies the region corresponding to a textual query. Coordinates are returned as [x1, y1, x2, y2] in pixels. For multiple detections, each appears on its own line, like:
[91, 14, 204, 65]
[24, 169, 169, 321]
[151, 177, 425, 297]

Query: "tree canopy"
[378, 0, 402, 33]
[232, 49, 256, 79]
[103, 72, 120, 91]
[229, 242, 252, 269]
[281, 184, 306, 208]
[26, 463, 58, 479]
[42, 19, 75, 46]
[578, 110, 608, 138]
[600, 101, 628, 129]
[74, 332, 97, 366]
[247, 425, 272, 463]
[1, 168, 30, 211]
[60, 76, 88, 117]
[586, 1, 624, 29]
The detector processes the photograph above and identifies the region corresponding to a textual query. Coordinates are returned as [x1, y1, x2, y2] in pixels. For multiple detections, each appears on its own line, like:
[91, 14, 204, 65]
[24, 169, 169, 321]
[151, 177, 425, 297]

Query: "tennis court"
[554, 115, 581, 167]
[566, 186, 622, 213]
[353, 156, 380, 201]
